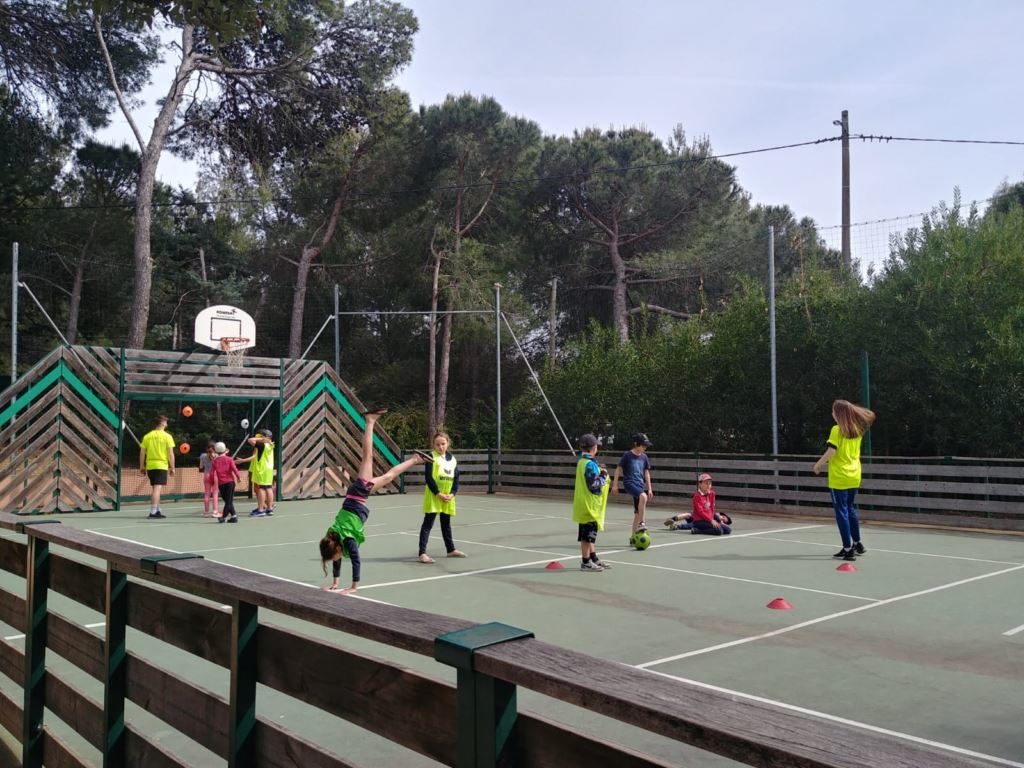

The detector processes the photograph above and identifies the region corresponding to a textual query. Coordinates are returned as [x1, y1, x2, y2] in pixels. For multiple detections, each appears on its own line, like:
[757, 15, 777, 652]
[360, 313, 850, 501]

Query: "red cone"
[836, 563, 857, 572]
[767, 598, 793, 610]
[545, 561, 566, 570]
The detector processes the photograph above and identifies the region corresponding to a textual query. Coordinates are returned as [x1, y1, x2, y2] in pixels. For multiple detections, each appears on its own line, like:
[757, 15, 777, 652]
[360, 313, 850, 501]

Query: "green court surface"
[2, 493, 1023, 767]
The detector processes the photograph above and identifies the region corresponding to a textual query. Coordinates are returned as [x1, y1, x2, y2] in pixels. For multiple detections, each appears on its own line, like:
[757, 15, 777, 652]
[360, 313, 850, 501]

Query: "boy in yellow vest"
[238, 428, 275, 517]
[573, 433, 612, 571]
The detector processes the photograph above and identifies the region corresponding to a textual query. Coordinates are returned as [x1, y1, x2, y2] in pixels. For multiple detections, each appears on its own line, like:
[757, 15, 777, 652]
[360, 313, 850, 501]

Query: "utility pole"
[547, 277, 558, 365]
[834, 110, 851, 268]
[11, 242, 18, 384]
[333, 283, 340, 375]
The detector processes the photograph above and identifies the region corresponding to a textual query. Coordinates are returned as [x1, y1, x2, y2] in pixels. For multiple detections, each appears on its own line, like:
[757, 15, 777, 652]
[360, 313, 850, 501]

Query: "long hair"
[319, 531, 341, 575]
[833, 400, 876, 439]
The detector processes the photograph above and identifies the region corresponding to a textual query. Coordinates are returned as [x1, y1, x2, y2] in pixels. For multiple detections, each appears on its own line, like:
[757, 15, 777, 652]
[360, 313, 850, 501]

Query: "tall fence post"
[487, 448, 495, 494]
[103, 566, 128, 767]
[435, 623, 534, 768]
[229, 601, 259, 768]
[19, 520, 60, 768]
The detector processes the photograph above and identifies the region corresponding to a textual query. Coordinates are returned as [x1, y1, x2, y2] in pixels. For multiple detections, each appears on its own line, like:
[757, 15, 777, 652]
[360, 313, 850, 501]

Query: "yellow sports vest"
[141, 429, 174, 470]
[572, 454, 609, 530]
[422, 451, 457, 515]
[251, 442, 275, 486]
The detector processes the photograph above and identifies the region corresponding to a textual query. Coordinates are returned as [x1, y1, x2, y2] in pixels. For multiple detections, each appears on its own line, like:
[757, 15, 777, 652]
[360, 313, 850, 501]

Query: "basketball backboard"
[194, 305, 256, 351]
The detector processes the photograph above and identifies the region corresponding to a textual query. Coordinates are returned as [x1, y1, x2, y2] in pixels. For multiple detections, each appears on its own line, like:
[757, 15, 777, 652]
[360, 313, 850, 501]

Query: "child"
[573, 433, 612, 572]
[664, 507, 732, 532]
[320, 409, 431, 594]
[612, 432, 654, 536]
[237, 428, 275, 517]
[198, 442, 220, 517]
[690, 473, 731, 535]
[139, 415, 175, 519]
[212, 442, 240, 523]
[813, 399, 876, 562]
[417, 431, 466, 563]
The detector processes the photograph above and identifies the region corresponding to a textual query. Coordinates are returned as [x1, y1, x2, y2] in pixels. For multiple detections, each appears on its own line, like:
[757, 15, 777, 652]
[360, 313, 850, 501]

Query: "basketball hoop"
[219, 337, 250, 368]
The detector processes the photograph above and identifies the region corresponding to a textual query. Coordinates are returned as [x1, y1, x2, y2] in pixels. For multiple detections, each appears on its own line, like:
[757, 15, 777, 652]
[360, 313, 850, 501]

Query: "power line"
[853, 134, 1024, 147]
[1, 135, 843, 214]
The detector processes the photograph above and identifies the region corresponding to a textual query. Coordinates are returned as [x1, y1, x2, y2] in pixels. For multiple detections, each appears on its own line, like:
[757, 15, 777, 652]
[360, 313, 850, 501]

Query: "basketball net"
[219, 337, 249, 368]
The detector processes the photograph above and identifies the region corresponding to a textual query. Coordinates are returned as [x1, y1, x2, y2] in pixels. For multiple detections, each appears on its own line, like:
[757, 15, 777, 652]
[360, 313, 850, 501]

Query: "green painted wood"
[102, 567, 128, 768]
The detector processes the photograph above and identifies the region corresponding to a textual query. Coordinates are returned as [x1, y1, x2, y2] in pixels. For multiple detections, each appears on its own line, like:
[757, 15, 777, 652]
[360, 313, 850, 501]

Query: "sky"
[97, 0, 1024, 270]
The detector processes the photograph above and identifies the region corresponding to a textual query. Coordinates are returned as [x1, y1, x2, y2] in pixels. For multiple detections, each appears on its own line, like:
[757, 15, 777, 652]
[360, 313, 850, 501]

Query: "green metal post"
[22, 531, 52, 767]
[861, 351, 872, 461]
[115, 348, 126, 510]
[102, 567, 128, 767]
[276, 361, 284, 503]
[435, 623, 534, 768]
[229, 601, 259, 768]
[487, 448, 495, 495]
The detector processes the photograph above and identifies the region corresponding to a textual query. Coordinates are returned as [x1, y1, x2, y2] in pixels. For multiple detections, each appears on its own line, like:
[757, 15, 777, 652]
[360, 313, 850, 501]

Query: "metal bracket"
[140, 553, 204, 574]
[14, 519, 62, 533]
[435, 622, 534, 670]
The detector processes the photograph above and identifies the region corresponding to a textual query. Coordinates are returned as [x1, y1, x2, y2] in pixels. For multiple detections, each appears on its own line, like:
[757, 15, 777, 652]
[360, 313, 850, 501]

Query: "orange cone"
[836, 563, 857, 572]
[545, 561, 565, 570]
[767, 598, 793, 610]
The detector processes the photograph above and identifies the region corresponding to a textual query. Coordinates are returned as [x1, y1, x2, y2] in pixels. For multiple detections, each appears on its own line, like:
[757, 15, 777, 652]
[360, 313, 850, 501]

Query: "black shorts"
[577, 522, 599, 543]
[253, 483, 273, 490]
[147, 469, 168, 486]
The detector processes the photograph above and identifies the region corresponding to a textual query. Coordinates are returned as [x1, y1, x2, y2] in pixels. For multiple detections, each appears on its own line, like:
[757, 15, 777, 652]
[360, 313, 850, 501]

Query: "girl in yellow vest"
[238, 428, 275, 516]
[813, 399, 876, 562]
[417, 432, 466, 563]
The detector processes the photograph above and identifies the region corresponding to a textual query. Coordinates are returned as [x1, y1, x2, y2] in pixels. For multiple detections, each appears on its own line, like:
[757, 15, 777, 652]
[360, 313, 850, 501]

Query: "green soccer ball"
[631, 531, 651, 550]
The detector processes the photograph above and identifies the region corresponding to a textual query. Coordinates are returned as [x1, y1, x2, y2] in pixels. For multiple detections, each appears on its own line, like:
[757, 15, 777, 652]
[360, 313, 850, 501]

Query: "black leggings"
[418, 513, 455, 555]
[218, 482, 236, 517]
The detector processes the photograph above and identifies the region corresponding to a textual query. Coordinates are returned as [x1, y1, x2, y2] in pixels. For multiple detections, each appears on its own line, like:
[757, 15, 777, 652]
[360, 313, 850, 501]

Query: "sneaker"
[580, 561, 604, 572]
[264, 508, 274, 516]
[218, 516, 226, 524]
[853, 542, 866, 555]
[833, 547, 856, 561]
[212, 511, 223, 519]
[447, 550, 467, 558]
[592, 560, 612, 570]
[663, 518, 676, 528]
[227, 515, 238, 523]
[418, 554, 435, 564]
[637, 522, 648, 531]
[249, 509, 267, 518]
[147, 511, 165, 519]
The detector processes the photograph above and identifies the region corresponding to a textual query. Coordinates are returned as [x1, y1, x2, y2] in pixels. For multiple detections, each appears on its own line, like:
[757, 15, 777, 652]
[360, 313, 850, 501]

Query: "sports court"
[3, 492, 1021, 767]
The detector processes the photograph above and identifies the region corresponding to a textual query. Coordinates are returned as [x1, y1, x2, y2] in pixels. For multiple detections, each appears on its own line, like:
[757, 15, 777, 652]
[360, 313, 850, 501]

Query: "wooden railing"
[401, 450, 1024, 531]
[0, 512, 993, 768]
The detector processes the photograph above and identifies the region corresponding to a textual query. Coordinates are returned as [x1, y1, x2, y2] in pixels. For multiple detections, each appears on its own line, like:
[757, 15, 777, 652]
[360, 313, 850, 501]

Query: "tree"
[536, 127, 739, 342]
[417, 94, 540, 435]
[89, 0, 416, 348]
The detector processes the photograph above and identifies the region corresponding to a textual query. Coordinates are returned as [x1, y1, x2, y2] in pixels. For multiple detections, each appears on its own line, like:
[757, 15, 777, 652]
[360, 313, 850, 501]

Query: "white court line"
[1003, 623, 1024, 637]
[400, 532, 568, 559]
[636, 563, 1024, 669]
[362, 524, 823, 591]
[760, 536, 1024, 566]
[4, 621, 106, 642]
[601, 559, 878, 602]
[644, 668, 1024, 768]
[647, 524, 825, 550]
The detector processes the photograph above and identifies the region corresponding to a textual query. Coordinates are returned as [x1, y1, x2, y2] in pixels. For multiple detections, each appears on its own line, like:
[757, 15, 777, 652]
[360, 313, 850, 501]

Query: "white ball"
[241, 418, 250, 429]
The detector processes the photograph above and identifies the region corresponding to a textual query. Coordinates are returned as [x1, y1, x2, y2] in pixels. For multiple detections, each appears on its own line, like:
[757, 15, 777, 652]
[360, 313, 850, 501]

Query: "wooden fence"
[0, 511, 994, 768]
[402, 450, 1024, 531]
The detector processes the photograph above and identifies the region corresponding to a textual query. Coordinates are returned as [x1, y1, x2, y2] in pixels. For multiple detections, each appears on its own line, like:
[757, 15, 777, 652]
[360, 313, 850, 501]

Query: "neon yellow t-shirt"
[827, 425, 863, 490]
[141, 429, 175, 470]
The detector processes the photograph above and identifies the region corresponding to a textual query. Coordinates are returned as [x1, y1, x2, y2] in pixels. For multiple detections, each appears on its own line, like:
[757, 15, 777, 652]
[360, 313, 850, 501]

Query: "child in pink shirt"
[212, 442, 240, 523]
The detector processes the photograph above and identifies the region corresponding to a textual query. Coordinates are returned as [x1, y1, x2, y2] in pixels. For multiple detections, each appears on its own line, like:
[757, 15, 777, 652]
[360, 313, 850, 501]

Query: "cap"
[698, 472, 713, 482]
[578, 433, 598, 450]
[214, 442, 227, 454]
[259, 428, 273, 438]
[632, 432, 653, 447]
